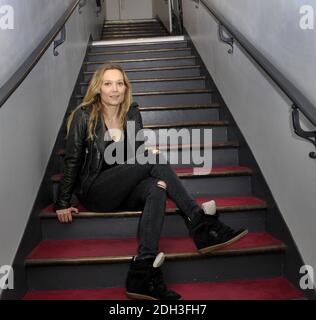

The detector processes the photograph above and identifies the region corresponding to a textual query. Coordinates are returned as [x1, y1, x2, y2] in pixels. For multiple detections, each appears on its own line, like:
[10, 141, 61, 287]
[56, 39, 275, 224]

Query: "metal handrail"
[0, 0, 82, 108]
[199, 0, 316, 128]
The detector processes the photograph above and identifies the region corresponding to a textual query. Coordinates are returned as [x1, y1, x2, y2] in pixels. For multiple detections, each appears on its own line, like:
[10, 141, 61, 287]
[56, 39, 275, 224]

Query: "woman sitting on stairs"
[54, 63, 248, 300]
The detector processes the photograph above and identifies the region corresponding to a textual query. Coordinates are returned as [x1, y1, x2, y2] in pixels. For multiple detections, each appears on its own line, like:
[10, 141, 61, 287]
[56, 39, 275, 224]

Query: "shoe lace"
[149, 268, 167, 293]
[210, 220, 235, 239]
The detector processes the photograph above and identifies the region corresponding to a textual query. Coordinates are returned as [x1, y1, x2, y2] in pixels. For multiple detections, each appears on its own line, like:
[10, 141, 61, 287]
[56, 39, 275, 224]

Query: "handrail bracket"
[218, 23, 234, 54]
[53, 26, 66, 56]
[78, 0, 87, 14]
[292, 105, 316, 159]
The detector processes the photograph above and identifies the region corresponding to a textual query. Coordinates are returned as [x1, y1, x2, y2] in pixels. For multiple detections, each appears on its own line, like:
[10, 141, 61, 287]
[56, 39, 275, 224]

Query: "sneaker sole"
[197, 229, 249, 254]
[126, 291, 182, 300]
[126, 291, 159, 300]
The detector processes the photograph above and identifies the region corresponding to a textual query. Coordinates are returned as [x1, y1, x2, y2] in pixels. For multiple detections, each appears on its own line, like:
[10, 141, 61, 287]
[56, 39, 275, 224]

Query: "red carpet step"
[25, 232, 284, 264]
[23, 276, 303, 300]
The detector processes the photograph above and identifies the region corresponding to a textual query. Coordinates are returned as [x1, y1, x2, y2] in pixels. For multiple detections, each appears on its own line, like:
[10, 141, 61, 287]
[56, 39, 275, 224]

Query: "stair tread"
[90, 39, 187, 48]
[88, 47, 191, 56]
[25, 232, 284, 264]
[51, 165, 253, 183]
[23, 276, 303, 300]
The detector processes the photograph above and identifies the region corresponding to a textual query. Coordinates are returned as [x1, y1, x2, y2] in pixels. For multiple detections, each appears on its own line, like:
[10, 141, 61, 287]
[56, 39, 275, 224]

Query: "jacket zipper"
[82, 147, 88, 170]
[80, 143, 92, 194]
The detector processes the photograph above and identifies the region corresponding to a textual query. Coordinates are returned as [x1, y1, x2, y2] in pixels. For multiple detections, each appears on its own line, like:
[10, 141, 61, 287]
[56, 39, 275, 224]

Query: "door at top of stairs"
[105, 0, 153, 20]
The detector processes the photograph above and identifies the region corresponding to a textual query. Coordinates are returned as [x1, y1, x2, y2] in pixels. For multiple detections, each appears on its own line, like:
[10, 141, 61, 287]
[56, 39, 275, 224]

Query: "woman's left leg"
[123, 177, 181, 300]
[124, 177, 167, 260]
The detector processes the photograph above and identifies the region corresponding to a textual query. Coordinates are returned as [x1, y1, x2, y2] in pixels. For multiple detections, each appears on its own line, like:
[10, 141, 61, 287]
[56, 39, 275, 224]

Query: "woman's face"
[100, 69, 126, 108]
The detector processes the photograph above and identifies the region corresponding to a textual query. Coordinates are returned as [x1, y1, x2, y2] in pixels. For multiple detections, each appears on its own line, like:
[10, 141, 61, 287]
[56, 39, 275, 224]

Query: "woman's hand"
[56, 207, 79, 223]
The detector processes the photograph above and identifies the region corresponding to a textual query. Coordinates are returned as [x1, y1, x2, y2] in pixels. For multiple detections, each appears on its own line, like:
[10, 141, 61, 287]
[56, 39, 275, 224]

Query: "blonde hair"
[66, 63, 132, 140]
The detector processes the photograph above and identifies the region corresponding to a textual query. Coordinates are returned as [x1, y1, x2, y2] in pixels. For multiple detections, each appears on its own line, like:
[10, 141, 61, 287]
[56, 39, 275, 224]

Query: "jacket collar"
[94, 102, 138, 154]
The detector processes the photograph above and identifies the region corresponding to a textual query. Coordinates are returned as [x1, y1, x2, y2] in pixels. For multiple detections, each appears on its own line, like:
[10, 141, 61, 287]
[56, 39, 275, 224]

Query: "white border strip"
[92, 36, 185, 47]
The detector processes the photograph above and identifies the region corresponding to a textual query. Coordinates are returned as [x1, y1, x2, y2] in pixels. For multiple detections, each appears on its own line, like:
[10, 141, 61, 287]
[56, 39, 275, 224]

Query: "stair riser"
[103, 28, 167, 33]
[141, 108, 220, 123]
[85, 58, 197, 71]
[103, 27, 166, 33]
[145, 126, 227, 144]
[26, 253, 284, 290]
[41, 210, 266, 240]
[52, 175, 251, 206]
[83, 67, 201, 81]
[87, 49, 192, 61]
[79, 79, 206, 94]
[66, 108, 220, 124]
[104, 23, 162, 28]
[90, 42, 188, 53]
[103, 26, 165, 31]
[56, 147, 239, 167]
[131, 92, 213, 106]
[102, 31, 167, 37]
[161, 148, 239, 167]
[102, 34, 169, 40]
[76, 92, 214, 106]
[103, 27, 163, 31]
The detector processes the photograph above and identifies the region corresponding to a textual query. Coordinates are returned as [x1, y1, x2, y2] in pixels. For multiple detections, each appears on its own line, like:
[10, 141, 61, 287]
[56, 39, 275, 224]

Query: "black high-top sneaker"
[125, 252, 181, 300]
[186, 200, 248, 254]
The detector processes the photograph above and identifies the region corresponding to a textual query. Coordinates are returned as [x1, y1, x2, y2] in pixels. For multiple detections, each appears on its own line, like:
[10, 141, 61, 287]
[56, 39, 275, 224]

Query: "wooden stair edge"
[84, 55, 197, 64]
[83, 65, 200, 74]
[88, 47, 191, 56]
[25, 238, 285, 266]
[51, 166, 253, 183]
[75, 88, 215, 99]
[57, 141, 240, 156]
[39, 200, 267, 219]
[89, 40, 188, 49]
[139, 103, 223, 111]
[80, 76, 206, 85]
[144, 120, 229, 128]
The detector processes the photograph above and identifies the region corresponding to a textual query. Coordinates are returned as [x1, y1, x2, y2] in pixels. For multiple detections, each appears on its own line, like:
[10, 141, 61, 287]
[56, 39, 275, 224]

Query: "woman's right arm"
[54, 108, 87, 219]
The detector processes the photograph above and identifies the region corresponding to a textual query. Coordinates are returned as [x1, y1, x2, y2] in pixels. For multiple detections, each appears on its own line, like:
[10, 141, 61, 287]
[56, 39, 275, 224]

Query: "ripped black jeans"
[77, 157, 202, 260]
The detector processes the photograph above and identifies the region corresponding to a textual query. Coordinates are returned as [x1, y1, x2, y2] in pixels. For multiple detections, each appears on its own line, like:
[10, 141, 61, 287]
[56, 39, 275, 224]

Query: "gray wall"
[0, 0, 69, 87]
[183, 0, 316, 279]
[0, 0, 104, 295]
[105, 0, 153, 20]
[152, 0, 172, 32]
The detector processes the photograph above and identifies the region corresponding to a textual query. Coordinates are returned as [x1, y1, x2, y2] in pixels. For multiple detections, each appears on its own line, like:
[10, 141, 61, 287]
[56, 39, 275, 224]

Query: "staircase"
[101, 19, 169, 40]
[22, 19, 304, 300]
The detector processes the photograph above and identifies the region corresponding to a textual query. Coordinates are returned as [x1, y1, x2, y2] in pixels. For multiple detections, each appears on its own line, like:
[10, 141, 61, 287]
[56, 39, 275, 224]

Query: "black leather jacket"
[54, 102, 144, 210]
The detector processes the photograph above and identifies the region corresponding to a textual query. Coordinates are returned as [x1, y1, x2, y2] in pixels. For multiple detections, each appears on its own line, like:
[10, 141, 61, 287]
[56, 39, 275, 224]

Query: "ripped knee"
[157, 180, 167, 190]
